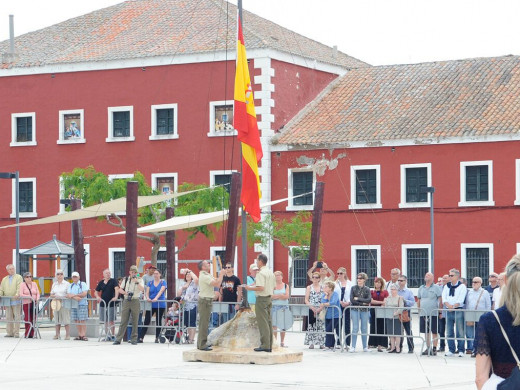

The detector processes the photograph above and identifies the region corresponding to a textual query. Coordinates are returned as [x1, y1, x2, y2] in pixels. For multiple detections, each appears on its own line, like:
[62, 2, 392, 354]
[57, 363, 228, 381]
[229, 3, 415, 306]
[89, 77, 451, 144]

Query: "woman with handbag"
[475, 254, 520, 389]
[19, 272, 40, 338]
[383, 283, 404, 353]
[304, 272, 325, 349]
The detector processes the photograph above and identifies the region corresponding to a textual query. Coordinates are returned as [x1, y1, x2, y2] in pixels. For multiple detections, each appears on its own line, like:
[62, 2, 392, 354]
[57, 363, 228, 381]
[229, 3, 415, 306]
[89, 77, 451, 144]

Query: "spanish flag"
[234, 16, 263, 223]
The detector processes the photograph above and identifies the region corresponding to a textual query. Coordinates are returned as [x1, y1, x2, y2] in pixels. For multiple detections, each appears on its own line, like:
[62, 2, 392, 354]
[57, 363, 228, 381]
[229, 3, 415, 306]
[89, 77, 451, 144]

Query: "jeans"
[446, 310, 465, 353]
[325, 317, 340, 348]
[342, 310, 351, 347]
[399, 311, 414, 351]
[221, 305, 236, 324]
[438, 316, 446, 349]
[351, 309, 369, 349]
[465, 321, 478, 351]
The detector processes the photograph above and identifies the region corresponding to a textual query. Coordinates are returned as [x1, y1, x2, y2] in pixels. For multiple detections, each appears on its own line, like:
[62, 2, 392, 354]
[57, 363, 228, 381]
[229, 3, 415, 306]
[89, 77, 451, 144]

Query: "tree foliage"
[60, 166, 229, 263]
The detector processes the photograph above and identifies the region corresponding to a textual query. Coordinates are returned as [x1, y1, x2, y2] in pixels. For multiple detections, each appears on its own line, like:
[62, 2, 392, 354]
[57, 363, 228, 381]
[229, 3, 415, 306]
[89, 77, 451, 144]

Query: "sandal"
[74, 337, 82, 340]
[81, 336, 88, 341]
[309, 345, 314, 349]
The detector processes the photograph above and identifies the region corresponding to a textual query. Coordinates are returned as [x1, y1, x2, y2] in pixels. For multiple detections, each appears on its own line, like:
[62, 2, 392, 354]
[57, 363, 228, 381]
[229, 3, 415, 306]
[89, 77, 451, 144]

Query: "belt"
[200, 297, 213, 301]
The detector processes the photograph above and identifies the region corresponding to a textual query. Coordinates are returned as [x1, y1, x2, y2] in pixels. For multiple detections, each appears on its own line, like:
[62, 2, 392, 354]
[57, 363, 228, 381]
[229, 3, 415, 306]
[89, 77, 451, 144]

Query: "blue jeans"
[325, 317, 340, 348]
[465, 321, 478, 351]
[351, 309, 369, 349]
[446, 310, 465, 353]
[221, 305, 236, 324]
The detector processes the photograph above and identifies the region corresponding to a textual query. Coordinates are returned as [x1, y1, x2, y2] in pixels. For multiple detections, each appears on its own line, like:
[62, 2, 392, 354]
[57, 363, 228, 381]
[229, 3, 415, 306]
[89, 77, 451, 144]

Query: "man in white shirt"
[492, 272, 506, 309]
[441, 268, 467, 357]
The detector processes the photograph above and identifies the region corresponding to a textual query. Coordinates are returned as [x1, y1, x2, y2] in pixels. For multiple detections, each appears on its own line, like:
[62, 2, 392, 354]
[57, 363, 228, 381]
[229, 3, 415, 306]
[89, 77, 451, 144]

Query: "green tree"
[60, 166, 229, 264]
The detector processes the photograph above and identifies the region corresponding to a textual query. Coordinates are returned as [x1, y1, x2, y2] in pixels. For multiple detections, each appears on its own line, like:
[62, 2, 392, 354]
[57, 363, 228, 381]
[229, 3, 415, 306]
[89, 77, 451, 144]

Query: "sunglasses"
[449, 274, 456, 277]
[398, 279, 405, 282]
[56, 273, 63, 275]
[24, 276, 32, 278]
[225, 267, 232, 269]
[312, 276, 320, 279]
[472, 281, 481, 283]
[337, 272, 344, 275]
[357, 277, 364, 280]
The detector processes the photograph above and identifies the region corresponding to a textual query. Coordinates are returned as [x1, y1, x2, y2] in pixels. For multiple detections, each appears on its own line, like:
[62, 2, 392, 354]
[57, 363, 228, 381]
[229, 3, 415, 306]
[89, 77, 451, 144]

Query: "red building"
[272, 56, 520, 294]
[0, 0, 366, 288]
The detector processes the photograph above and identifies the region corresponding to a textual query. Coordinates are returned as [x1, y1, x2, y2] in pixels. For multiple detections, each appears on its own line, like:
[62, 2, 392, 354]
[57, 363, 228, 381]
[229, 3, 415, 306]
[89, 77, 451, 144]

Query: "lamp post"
[421, 186, 435, 276]
[0, 171, 20, 271]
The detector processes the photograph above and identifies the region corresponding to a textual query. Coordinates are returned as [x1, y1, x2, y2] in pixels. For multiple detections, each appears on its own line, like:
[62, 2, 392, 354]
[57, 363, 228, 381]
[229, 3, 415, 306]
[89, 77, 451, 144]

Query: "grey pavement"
[0, 330, 476, 389]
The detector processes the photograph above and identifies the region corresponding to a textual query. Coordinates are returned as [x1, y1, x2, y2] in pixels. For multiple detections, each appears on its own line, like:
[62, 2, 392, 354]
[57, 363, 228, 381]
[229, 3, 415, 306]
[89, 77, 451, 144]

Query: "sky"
[0, 0, 518, 66]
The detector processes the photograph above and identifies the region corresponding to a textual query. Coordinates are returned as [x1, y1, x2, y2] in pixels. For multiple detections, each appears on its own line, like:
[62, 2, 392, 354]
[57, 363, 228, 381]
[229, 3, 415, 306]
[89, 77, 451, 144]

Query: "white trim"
[11, 177, 37, 218]
[399, 163, 432, 208]
[517, 243, 520, 255]
[515, 159, 520, 206]
[270, 134, 520, 152]
[286, 168, 315, 211]
[157, 247, 179, 280]
[209, 170, 237, 188]
[151, 173, 178, 205]
[460, 243, 494, 279]
[57, 109, 85, 144]
[10, 112, 36, 147]
[108, 173, 134, 182]
[401, 244, 431, 294]
[0, 48, 347, 78]
[84, 244, 91, 288]
[288, 246, 309, 296]
[106, 106, 135, 142]
[209, 246, 238, 272]
[349, 165, 382, 209]
[58, 177, 65, 214]
[350, 245, 381, 281]
[149, 103, 179, 140]
[458, 160, 494, 207]
[13, 249, 28, 274]
[208, 101, 237, 137]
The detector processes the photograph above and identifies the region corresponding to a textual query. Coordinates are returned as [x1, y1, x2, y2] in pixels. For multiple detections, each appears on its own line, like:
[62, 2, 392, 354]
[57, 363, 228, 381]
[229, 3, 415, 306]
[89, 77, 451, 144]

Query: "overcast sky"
[0, 0, 518, 66]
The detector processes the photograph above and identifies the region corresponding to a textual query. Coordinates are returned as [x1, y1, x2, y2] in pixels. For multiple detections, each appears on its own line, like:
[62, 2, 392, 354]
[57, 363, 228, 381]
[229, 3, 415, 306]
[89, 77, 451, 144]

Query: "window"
[107, 106, 134, 142]
[151, 173, 178, 195]
[459, 161, 494, 207]
[401, 245, 431, 289]
[208, 101, 237, 137]
[399, 164, 432, 208]
[156, 247, 179, 278]
[150, 104, 178, 140]
[287, 169, 315, 211]
[289, 246, 309, 295]
[12, 178, 37, 218]
[210, 170, 237, 196]
[350, 165, 381, 209]
[109, 249, 126, 279]
[18, 253, 31, 276]
[351, 245, 381, 288]
[210, 246, 237, 271]
[11, 112, 36, 146]
[58, 109, 85, 144]
[461, 243, 494, 286]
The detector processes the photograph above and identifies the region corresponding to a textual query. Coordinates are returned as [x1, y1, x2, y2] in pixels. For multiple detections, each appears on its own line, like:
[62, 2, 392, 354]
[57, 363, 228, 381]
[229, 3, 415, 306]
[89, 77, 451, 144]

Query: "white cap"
[71, 271, 80, 278]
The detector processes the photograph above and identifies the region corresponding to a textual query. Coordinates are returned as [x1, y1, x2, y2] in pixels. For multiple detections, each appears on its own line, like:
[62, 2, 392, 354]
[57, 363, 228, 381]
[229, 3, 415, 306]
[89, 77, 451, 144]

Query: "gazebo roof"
[21, 235, 74, 256]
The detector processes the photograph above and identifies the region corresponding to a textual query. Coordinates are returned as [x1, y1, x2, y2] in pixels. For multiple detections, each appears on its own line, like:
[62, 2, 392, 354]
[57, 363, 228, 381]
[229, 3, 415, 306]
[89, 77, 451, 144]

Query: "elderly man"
[484, 272, 499, 305]
[386, 268, 401, 290]
[397, 275, 415, 353]
[438, 273, 450, 351]
[0, 264, 23, 338]
[417, 272, 442, 355]
[492, 272, 506, 309]
[197, 260, 225, 351]
[94, 268, 119, 341]
[442, 268, 467, 357]
[244, 254, 275, 352]
[67, 271, 89, 341]
[464, 276, 490, 357]
[113, 265, 144, 345]
[50, 269, 71, 340]
[247, 263, 259, 311]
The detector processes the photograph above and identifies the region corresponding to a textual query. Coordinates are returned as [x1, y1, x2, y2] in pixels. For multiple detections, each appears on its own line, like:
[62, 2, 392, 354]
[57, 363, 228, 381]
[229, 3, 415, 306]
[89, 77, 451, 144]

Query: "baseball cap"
[71, 271, 80, 277]
[146, 264, 157, 270]
[130, 265, 138, 272]
[249, 264, 259, 271]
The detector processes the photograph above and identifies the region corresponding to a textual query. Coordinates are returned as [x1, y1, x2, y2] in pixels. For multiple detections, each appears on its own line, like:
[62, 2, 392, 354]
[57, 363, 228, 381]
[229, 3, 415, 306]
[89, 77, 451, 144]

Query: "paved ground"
[0, 330, 476, 389]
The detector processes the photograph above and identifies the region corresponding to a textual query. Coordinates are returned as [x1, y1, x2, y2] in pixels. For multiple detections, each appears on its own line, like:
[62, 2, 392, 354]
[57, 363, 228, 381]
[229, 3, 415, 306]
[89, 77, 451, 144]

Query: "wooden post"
[71, 199, 86, 278]
[165, 207, 176, 300]
[125, 181, 138, 272]
[308, 182, 325, 268]
[224, 172, 241, 269]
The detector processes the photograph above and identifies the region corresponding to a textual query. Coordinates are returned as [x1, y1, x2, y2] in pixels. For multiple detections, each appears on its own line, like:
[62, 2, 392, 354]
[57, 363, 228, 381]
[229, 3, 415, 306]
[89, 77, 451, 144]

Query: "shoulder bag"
[467, 290, 484, 326]
[398, 297, 410, 322]
[492, 311, 520, 390]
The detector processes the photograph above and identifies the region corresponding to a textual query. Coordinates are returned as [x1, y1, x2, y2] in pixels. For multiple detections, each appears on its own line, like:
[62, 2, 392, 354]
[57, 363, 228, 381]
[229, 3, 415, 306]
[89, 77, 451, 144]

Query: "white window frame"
[151, 172, 178, 205]
[106, 106, 135, 142]
[107, 174, 134, 216]
[517, 243, 520, 255]
[288, 245, 309, 296]
[11, 177, 37, 218]
[208, 100, 237, 137]
[149, 103, 179, 140]
[57, 109, 85, 144]
[515, 159, 520, 206]
[460, 243, 494, 280]
[349, 165, 382, 209]
[350, 245, 381, 281]
[210, 170, 237, 189]
[13, 249, 30, 274]
[209, 246, 238, 272]
[108, 247, 126, 278]
[286, 168, 315, 211]
[399, 163, 432, 208]
[459, 160, 494, 207]
[10, 112, 37, 147]
[401, 244, 431, 294]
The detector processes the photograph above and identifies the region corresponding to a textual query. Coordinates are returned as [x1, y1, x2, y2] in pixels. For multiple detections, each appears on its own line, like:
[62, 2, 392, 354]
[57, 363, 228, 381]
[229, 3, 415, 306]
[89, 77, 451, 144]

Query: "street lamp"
[421, 186, 435, 276]
[0, 171, 20, 271]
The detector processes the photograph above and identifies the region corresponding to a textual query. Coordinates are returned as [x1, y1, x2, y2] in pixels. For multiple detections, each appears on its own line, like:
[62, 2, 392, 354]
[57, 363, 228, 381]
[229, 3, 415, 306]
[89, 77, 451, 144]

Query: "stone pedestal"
[183, 347, 303, 365]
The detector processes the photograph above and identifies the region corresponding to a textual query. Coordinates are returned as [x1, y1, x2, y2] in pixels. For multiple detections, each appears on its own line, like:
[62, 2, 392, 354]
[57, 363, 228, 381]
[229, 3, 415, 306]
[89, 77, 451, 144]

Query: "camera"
[316, 261, 323, 268]
[127, 292, 134, 301]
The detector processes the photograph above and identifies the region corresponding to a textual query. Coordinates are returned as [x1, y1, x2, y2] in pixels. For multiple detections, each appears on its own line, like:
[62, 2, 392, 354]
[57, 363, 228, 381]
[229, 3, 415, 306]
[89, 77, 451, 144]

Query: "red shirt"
[371, 289, 388, 302]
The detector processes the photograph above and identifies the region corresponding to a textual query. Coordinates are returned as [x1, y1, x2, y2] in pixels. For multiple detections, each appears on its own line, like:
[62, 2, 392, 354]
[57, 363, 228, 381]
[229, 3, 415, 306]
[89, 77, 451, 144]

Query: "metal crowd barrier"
[0, 296, 36, 339]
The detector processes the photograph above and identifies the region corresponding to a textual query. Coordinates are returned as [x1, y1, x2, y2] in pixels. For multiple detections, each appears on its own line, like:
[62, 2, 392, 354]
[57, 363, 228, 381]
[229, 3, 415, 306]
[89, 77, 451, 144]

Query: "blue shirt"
[398, 287, 415, 308]
[247, 275, 256, 305]
[322, 291, 341, 319]
[67, 281, 88, 306]
[147, 280, 167, 308]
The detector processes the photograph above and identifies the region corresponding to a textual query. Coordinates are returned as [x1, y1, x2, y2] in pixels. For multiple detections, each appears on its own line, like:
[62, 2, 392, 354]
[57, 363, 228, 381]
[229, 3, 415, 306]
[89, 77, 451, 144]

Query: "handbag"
[318, 309, 326, 322]
[467, 290, 484, 326]
[492, 311, 520, 390]
[398, 297, 410, 322]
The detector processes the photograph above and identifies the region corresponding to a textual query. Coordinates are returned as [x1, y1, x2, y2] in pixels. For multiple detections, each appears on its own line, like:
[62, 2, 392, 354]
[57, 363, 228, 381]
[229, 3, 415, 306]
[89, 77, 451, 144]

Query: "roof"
[0, 0, 367, 70]
[22, 235, 74, 256]
[275, 55, 520, 147]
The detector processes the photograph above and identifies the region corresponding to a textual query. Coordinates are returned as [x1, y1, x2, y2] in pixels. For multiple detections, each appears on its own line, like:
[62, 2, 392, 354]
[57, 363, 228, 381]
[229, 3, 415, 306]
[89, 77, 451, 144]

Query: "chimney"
[3, 14, 19, 63]
[332, 45, 338, 59]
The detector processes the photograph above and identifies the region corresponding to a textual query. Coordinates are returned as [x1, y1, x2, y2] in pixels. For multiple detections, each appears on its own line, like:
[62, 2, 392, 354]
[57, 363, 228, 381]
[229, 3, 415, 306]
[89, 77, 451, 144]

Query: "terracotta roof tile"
[0, 0, 367, 69]
[276, 56, 520, 146]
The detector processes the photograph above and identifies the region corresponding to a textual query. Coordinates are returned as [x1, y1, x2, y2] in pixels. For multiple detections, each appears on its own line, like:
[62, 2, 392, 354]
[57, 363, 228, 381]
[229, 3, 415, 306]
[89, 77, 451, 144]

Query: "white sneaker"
[458, 352, 464, 357]
[445, 351, 454, 357]
[363, 348, 370, 352]
[349, 348, 356, 353]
